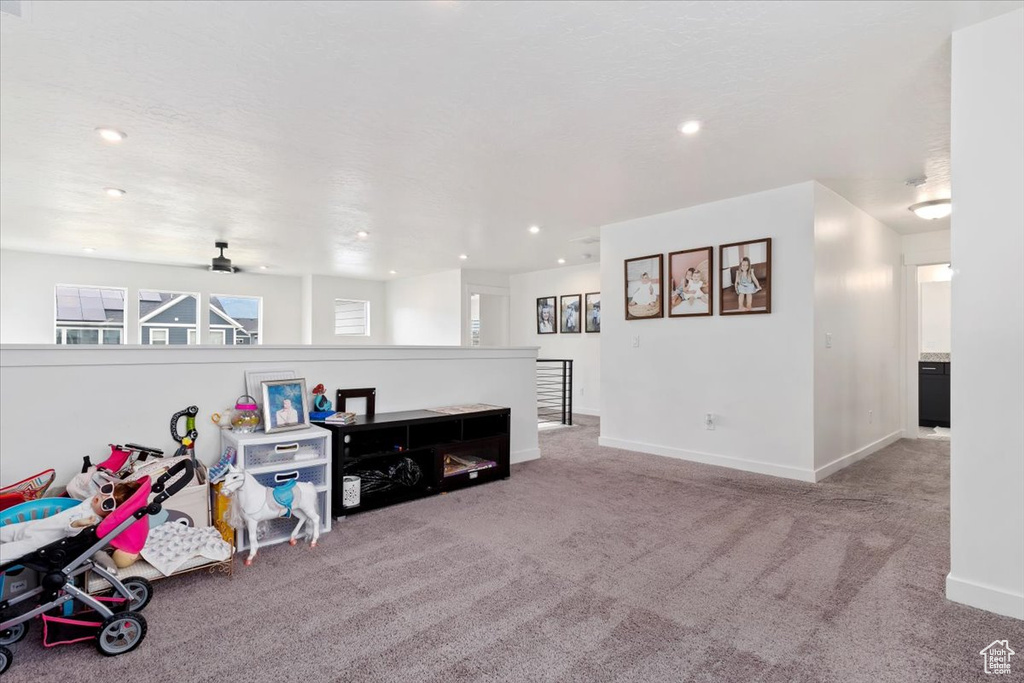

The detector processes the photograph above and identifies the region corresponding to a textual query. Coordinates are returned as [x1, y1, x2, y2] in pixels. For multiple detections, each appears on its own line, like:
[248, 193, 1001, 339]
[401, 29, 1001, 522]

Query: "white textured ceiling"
[1, 1, 1020, 277]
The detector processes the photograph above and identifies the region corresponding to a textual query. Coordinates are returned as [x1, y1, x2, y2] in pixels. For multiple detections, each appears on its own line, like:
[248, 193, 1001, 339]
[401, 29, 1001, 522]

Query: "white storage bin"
[252, 463, 328, 489]
[244, 436, 326, 468]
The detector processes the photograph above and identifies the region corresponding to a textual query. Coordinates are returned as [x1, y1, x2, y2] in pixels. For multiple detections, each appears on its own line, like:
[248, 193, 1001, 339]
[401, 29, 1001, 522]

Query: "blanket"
[140, 522, 231, 576]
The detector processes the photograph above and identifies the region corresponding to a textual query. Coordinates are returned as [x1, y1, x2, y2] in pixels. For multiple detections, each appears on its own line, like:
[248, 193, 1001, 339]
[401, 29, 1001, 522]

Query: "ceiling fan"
[209, 241, 239, 274]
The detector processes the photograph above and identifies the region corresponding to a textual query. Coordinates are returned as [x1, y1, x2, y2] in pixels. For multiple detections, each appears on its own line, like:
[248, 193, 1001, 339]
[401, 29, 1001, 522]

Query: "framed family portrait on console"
[669, 247, 713, 317]
[624, 254, 664, 320]
[720, 238, 772, 315]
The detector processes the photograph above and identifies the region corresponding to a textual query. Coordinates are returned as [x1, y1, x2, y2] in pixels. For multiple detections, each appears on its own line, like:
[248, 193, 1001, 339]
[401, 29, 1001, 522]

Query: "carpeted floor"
[5, 417, 1022, 682]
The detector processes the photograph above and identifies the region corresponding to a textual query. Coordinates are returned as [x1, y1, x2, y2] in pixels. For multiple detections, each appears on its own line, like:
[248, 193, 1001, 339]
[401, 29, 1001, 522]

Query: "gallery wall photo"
[536, 296, 557, 334]
[720, 238, 772, 315]
[585, 292, 601, 333]
[668, 247, 713, 317]
[624, 254, 664, 320]
[560, 294, 582, 333]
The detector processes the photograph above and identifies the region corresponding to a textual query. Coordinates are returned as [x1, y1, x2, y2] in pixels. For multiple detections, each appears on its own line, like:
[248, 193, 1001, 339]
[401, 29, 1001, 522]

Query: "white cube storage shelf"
[221, 425, 332, 552]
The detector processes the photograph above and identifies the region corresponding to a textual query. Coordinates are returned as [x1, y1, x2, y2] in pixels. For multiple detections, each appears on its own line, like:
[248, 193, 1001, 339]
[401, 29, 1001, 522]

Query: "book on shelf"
[324, 411, 357, 425]
[443, 453, 497, 477]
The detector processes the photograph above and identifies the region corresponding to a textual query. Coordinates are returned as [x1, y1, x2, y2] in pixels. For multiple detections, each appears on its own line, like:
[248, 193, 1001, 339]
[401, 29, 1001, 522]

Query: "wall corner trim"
[596, 436, 816, 482]
[813, 431, 903, 482]
[946, 573, 1024, 620]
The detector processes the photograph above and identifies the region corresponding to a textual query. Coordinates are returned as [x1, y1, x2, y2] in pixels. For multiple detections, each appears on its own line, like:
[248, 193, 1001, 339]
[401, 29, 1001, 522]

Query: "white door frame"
[462, 284, 509, 346]
[901, 247, 952, 438]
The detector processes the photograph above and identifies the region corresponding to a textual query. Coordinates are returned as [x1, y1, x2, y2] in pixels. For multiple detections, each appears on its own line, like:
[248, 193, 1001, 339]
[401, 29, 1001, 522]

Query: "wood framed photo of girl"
[536, 296, 557, 334]
[669, 246, 713, 317]
[720, 238, 771, 315]
[560, 294, 582, 333]
[585, 292, 601, 333]
[624, 254, 664, 320]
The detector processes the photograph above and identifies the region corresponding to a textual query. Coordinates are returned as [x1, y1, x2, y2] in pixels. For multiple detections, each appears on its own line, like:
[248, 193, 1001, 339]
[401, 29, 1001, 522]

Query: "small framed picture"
[585, 292, 601, 333]
[720, 238, 772, 315]
[669, 247, 713, 317]
[560, 294, 582, 333]
[261, 378, 310, 433]
[537, 296, 557, 334]
[624, 254, 664, 320]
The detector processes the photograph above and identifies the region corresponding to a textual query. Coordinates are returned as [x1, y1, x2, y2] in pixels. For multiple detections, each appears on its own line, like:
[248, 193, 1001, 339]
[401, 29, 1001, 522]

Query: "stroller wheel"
[96, 611, 147, 657]
[121, 576, 154, 612]
[0, 621, 28, 646]
[0, 645, 11, 675]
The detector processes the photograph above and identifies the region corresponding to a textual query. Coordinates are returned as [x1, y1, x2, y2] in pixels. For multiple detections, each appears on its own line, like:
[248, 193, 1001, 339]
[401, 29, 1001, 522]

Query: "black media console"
[323, 407, 511, 516]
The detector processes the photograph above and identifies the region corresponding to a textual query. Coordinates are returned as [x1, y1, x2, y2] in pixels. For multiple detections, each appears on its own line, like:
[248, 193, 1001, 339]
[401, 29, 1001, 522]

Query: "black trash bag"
[350, 457, 422, 495]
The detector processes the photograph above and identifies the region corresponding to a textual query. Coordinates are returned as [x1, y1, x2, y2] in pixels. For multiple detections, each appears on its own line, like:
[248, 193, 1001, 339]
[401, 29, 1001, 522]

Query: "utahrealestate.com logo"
[980, 640, 1015, 675]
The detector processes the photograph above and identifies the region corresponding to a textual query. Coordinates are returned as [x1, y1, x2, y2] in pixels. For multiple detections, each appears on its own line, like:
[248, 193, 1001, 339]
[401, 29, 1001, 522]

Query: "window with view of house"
[335, 299, 370, 336]
[138, 291, 199, 345]
[210, 295, 261, 345]
[55, 286, 127, 344]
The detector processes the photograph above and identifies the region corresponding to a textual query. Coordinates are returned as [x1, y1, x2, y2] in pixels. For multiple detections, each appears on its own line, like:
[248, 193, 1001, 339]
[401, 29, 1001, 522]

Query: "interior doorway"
[465, 288, 509, 347]
[916, 263, 952, 441]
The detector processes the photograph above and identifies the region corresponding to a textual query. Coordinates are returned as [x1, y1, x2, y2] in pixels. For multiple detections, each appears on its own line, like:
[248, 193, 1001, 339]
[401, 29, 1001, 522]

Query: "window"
[55, 285, 126, 345]
[138, 290, 198, 345]
[335, 299, 370, 336]
[210, 295, 261, 345]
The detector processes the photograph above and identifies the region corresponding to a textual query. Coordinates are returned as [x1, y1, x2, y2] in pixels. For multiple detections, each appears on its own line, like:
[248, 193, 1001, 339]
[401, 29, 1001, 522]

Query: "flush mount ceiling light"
[528, 225, 541, 234]
[909, 199, 952, 220]
[95, 128, 127, 143]
[678, 120, 701, 135]
[209, 241, 237, 273]
[104, 187, 126, 198]
[356, 230, 369, 239]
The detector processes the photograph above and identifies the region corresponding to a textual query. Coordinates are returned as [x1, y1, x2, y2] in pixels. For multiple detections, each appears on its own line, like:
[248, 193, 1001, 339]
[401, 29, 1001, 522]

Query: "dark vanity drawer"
[919, 362, 945, 375]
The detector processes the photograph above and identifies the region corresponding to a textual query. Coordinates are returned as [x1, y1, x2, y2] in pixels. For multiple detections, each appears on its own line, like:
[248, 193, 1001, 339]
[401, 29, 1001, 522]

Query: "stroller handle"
[149, 459, 194, 508]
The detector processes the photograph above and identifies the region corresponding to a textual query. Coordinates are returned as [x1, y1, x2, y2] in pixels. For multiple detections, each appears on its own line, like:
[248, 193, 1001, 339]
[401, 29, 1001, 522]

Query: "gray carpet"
[5, 417, 1022, 682]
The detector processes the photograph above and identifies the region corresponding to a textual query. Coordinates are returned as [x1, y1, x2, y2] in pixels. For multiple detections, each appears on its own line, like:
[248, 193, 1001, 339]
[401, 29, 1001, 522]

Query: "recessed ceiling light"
[104, 187, 126, 198]
[356, 230, 369, 239]
[259, 265, 269, 270]
[95, 128, 127, 143]
[528, 225, 541, 234]
[459, 254, 468, 260]
[678, 120, 701, 135]
[909, 199, 951, 220]
[557, 258, 566, 265]
[83, 247, 96, 253]
[389, 269, 397, 275]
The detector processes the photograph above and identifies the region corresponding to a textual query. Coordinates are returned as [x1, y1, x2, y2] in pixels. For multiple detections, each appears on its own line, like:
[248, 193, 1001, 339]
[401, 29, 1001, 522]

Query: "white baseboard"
[511, 447, 540, 465]
[813, 430, 903, 482]
[573, 407, 600, 417]
[946, 573, 1024, 620]
[597, 436, 816, 482]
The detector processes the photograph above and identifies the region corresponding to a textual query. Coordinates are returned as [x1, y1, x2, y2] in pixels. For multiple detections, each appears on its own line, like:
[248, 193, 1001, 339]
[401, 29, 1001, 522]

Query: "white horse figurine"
[220, 465, 320, 566]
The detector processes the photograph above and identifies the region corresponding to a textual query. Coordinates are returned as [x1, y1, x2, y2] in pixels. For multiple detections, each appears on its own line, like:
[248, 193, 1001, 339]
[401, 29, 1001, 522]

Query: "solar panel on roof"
[55, 286, 78, 297]
[101, 291, 125, 310]
[139, 291, 162, 302]
[56, 296, 83, 321]
[79, 288, 101, 298]
[80, 298, 106, 321]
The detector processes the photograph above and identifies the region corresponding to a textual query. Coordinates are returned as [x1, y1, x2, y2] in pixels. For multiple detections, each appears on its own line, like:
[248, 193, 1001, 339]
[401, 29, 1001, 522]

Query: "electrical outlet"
[826, 332, 833, 348]
[704, 413, 715, 430]
[632, 335, 640, 348]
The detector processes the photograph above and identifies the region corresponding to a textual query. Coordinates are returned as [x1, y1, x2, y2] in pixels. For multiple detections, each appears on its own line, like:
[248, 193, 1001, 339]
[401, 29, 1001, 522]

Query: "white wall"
[308, 274, 388, 345]
[947, 9, 1024, 620]
[812, 184, 902, 477]
[385, 269, 463, 345]
[0, 249, 303, 345]
[918, 265, 952, 354]
[599, 183, 817, 480]
[0, 345, 540, 487]
[509, 263, 601, 415]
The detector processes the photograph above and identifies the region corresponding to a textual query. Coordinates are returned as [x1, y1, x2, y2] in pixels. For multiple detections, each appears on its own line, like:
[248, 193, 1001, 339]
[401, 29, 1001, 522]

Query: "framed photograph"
[720, 238, 772, 315]
[536, 296, 557, 334]
[624, 254, 664, 320]
[585, 292, 601, 333]
[261, 378, 310, 433]
[669, 247, 713, 317]
[560, 294, 582, 333]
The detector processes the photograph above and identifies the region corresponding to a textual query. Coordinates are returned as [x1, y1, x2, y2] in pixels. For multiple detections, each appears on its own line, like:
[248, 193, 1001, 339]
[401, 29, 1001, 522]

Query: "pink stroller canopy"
[95, 476, 151, 554]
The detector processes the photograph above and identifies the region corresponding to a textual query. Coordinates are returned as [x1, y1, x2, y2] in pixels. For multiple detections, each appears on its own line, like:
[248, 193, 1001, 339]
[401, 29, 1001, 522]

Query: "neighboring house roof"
[138, 292, 196, 323]
[211, 296, 259, 334]
[55, 286, 125, 324]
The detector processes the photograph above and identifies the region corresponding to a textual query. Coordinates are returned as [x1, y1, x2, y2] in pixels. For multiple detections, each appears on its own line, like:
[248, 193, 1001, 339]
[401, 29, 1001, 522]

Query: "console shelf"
[322, 407, 510, 516]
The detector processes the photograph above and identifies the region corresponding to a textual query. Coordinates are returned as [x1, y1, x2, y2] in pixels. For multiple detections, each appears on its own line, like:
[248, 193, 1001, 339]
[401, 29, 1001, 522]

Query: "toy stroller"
[0, 460, 193, 674]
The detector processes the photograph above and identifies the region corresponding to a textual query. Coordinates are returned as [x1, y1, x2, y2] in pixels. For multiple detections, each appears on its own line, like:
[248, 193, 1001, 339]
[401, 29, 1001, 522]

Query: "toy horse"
[220, 465, 320, 566]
